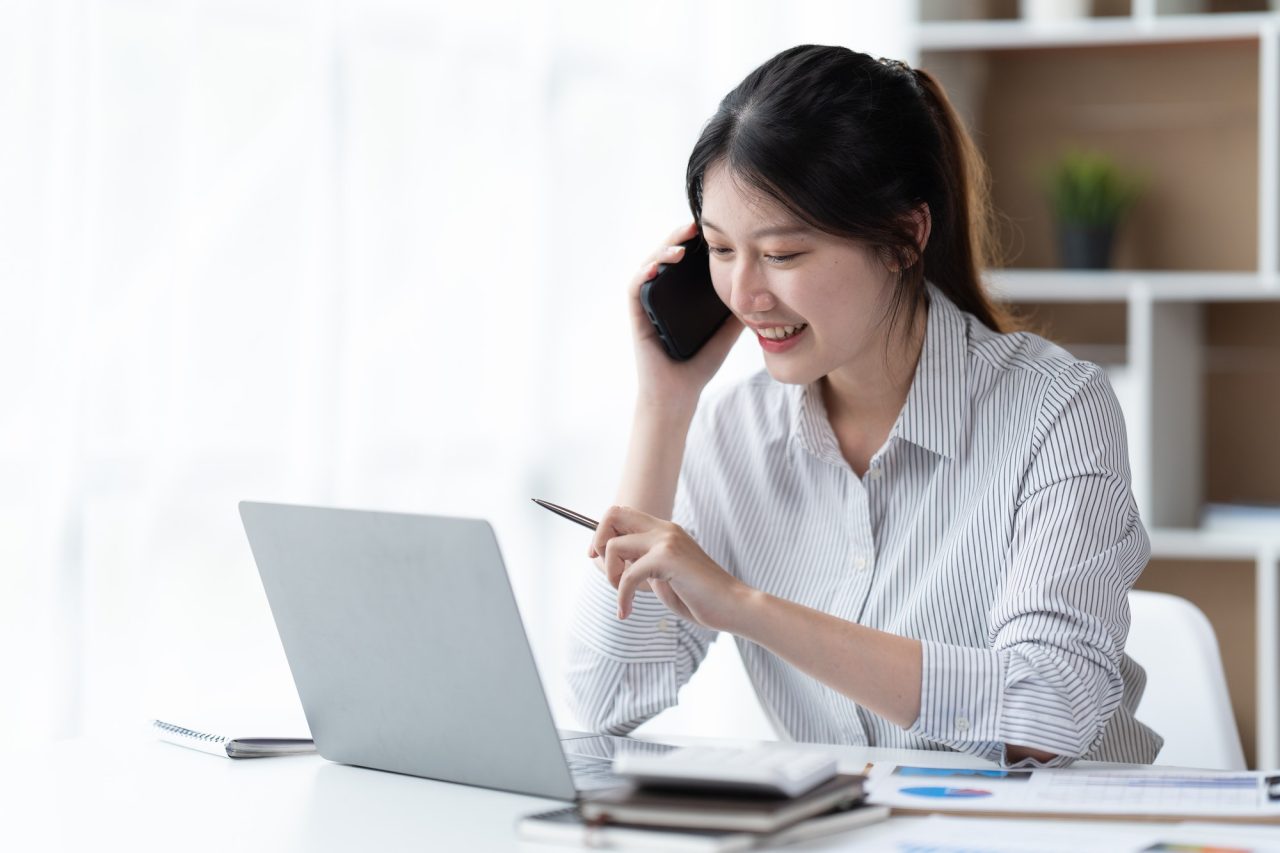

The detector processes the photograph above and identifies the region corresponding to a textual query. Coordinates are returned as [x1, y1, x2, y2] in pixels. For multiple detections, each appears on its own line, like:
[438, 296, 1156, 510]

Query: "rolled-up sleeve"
[566, 571, 715, 734]
[564, 407, 720, 735]
[908, 363, 1150, 766]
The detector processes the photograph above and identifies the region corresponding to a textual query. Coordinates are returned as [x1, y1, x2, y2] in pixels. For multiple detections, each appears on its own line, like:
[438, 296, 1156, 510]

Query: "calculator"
[612, 745, 840, 798]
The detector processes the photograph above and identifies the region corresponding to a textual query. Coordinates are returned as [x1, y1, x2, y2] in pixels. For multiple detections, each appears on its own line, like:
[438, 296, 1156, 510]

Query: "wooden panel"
[926, 41, 1259, 272]
[1134, 559, 1256, 767]
[1204, 302, 1280, 506]
[921, 0, 1131, 20]
[1204, 0, 1273, 12]
[1010, 300, 1128, 364]
[1013, 301, 1127, 345]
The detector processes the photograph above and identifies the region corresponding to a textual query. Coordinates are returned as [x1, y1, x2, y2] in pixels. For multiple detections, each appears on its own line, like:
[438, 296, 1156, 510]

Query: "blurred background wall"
[0, 0, 911, 747]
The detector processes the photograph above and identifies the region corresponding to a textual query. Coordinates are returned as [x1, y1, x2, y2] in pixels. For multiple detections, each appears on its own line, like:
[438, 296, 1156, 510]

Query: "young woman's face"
[699, 163, 900, 387]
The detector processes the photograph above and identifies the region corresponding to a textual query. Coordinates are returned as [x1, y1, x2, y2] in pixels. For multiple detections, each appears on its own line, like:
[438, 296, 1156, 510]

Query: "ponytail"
[912, 68, 1011, 333]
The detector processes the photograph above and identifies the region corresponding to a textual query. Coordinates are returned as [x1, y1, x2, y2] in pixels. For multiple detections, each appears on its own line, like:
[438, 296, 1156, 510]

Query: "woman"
[567, 45, 1161, 767]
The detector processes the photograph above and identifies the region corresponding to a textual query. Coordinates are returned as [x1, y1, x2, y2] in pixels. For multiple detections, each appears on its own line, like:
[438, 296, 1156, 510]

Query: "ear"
[883, 203, 933, 273]
[910, 202, 932, 257]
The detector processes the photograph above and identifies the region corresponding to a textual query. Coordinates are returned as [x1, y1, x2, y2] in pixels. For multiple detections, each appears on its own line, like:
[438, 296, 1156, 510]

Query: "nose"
[728, 260, 776, 316]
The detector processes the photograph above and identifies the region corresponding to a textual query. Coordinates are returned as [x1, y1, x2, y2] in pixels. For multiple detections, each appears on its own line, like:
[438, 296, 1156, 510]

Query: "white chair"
[1126, 589, 1246, 770]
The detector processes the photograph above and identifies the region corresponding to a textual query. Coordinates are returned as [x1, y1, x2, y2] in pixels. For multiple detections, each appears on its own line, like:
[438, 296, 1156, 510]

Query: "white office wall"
[0, 0, 908, 746]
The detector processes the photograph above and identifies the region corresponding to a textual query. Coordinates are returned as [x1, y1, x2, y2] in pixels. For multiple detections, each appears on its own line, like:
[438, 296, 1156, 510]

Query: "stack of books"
[517, 771, 887, 851]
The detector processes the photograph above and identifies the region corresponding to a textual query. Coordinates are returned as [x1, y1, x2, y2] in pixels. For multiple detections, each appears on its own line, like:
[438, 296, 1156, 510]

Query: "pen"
[531, 498, 599, 531]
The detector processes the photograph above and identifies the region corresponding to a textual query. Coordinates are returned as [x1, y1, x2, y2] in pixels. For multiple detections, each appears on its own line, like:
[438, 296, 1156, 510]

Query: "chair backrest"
[1126, 590, 1246, 770]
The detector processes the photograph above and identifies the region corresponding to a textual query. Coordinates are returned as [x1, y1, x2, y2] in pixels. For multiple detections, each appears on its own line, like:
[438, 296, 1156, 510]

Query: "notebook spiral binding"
[154, 721, 228, 744]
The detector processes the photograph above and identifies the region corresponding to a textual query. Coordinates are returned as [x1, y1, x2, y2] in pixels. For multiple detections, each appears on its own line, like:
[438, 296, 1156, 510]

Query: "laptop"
[238, 500, 674, 800]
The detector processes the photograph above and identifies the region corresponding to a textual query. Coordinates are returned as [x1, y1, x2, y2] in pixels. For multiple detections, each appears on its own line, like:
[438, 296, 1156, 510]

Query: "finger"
[588, 506, 617, 559]
[631, 223, 697, 292]
[656, 243, 687, 267]
[649, 578, 695, 622]
[602, 532, 660, 589]
[592, 554, 655, 592]
[631, 259, 661, 291]
[663, 221, 698, 248]
[589, 505, 642, 556]
[617, 554, 664, 619]
[629, 245, 688, 300]
[592, 505, 664, 549]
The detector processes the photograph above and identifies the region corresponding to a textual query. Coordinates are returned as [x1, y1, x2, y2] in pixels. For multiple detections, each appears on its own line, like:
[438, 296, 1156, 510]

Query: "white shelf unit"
[907, 5, 1280, 767]
[918, 12, 1279, 51]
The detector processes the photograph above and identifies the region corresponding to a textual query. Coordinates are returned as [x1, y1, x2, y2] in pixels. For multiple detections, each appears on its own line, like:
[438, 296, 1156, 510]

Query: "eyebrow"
[701, 219, 812, 240]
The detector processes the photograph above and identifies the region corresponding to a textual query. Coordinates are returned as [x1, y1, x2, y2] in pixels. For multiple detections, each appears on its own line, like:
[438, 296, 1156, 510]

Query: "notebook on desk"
[152, 719, 316, 759]
[239, 501, 674, 801]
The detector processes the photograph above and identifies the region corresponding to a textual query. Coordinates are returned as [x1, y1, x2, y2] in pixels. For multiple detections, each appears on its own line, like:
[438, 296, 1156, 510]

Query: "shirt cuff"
[1000, 746, 1074, 769]
[908, 640, 1005, 755]
[572, 571, 679, 664]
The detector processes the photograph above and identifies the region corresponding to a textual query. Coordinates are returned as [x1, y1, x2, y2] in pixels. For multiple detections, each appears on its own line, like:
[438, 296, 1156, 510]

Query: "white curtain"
[0, 0, 909, 746]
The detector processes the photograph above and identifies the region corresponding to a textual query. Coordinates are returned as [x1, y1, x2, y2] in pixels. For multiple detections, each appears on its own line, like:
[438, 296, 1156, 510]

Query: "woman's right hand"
[628, 222, 743, 411]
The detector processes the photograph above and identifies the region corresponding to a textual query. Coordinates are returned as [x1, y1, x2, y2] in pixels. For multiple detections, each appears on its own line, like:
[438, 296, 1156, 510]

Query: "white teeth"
[760, 324, 807, 341]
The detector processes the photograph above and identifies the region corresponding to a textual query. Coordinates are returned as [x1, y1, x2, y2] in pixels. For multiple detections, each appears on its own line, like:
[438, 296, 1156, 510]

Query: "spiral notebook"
[152, 719, 316, 759]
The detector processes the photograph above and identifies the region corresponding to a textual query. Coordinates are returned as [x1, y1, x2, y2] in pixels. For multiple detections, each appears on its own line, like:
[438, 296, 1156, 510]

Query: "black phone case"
[639, 236, 731, 361]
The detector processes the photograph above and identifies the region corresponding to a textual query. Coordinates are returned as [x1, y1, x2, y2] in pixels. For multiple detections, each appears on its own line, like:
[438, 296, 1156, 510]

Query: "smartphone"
[639, 235, 732, 361]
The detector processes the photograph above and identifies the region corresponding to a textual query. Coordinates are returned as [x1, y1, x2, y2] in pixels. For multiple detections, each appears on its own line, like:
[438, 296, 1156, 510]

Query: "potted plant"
[1042, 149, 1144, 270]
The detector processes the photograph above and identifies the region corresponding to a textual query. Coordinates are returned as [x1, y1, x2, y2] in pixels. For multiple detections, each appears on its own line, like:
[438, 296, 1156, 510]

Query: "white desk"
[6, 736, 1280, 852]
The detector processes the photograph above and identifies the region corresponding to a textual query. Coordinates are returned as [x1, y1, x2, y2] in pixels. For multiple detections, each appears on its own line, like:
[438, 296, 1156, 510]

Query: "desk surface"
[6, 735, 1280, 853]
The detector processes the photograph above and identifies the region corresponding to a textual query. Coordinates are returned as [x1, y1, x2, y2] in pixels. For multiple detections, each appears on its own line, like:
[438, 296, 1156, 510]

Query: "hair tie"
[878, 56, 925, 96]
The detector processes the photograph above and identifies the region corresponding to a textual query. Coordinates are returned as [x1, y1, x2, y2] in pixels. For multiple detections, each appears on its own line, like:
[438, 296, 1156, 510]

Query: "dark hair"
[686, 45, 1009, 333]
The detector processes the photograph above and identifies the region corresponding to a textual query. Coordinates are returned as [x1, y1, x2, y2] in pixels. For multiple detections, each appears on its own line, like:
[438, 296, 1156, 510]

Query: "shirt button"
[956, 716, 971, 732]
[658, 618, 671, 633]
[867, 467, 883, 482]
[853, 556, 868, 571]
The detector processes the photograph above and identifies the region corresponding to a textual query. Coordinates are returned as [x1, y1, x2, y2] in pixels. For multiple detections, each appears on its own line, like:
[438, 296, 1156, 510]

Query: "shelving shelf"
[988, 270, 1280, 302]
[909, 3, 1280, 769]
[1149, 526, 1279, 560]
[918, 12, 1277, 51]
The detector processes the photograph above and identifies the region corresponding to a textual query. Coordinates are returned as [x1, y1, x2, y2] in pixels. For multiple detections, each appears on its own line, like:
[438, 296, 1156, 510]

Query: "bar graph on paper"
[1041, 772, 1262, 810]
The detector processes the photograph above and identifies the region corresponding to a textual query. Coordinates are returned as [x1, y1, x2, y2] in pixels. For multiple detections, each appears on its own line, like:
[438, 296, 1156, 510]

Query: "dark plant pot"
[1057, 223, 1116, 270]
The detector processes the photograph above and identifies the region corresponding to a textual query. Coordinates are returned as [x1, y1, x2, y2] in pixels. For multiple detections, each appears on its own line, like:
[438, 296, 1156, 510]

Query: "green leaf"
[1040, 148, 1145, 227]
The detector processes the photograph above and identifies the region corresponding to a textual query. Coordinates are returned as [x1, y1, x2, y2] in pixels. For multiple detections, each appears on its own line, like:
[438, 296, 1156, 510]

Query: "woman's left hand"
[589, 505, 753, 632]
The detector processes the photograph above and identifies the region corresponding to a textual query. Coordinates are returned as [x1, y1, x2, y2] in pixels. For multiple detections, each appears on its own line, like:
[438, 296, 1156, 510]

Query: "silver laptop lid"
[239, 501, 576, 800]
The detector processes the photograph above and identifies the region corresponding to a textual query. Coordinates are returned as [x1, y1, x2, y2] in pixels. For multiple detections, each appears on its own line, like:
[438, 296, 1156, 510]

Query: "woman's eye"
[707, 247, 798, 263]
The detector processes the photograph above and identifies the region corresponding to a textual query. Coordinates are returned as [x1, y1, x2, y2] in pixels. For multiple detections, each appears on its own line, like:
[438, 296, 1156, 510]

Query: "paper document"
[865, 764, 1280, 823]
[845, 815, 1280, 853]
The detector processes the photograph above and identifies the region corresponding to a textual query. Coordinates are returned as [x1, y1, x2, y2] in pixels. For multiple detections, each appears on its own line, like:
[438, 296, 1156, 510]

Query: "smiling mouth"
[757, 324, 808, 341]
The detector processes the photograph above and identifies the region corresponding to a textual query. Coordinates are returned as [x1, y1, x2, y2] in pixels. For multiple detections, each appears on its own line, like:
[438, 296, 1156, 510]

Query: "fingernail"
[668, 245, 685, 255]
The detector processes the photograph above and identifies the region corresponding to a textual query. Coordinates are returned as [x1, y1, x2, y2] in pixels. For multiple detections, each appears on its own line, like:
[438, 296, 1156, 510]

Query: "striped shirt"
[567, 285, 1162, 767]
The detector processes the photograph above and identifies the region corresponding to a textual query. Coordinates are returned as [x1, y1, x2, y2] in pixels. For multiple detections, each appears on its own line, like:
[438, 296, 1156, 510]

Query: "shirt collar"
[789, 377, 843, 467]
[892, 284, 968, 460]
[789, 283, 969, 465]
